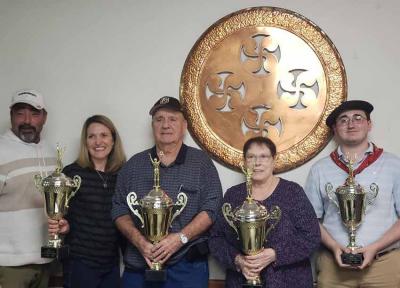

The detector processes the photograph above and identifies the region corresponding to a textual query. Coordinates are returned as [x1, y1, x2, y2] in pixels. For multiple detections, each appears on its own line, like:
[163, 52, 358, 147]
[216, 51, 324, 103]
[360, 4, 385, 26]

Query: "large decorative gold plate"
[180, 6, 347, 172]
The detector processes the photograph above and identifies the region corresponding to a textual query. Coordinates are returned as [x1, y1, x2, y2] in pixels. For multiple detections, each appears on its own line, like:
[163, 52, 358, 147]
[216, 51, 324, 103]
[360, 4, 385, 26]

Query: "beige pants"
[0, 264, 49, 288]
[317, 249, 400, 288]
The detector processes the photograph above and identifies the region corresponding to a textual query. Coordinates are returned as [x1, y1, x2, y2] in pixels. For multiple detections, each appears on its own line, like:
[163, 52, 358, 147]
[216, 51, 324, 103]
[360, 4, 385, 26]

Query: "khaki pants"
[0, 264, 49, 288]
[317, 249, 400, 288]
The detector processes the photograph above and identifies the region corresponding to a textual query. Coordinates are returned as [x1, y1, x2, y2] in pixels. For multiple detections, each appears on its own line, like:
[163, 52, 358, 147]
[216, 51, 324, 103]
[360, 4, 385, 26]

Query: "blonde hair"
[76, 115, 126, 173]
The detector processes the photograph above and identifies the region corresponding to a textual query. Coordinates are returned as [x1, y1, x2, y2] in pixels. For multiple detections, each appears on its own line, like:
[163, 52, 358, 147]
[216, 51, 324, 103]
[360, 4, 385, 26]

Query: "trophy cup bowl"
[326, 180, 378, 266]
[35, 170, 81, 260]
[223, 200, 281, 287]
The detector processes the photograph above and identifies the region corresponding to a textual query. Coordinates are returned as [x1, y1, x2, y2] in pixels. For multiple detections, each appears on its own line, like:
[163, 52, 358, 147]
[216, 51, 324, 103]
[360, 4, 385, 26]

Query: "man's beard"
[17, 124, 38, 143]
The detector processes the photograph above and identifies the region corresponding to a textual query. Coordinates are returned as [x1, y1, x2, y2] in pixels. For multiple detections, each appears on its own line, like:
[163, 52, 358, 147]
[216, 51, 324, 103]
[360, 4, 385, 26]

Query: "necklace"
[253, 177, 278, 201]
[95, 170, 108, 189]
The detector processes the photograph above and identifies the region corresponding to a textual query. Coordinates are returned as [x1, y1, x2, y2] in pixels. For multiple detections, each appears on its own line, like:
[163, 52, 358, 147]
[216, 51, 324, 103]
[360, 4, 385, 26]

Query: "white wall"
[1, 0, 399, 280]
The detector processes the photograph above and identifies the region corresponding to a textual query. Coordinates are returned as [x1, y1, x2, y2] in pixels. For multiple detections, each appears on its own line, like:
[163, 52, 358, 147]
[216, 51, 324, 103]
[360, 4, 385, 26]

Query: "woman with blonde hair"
[48, 115, 126, 288]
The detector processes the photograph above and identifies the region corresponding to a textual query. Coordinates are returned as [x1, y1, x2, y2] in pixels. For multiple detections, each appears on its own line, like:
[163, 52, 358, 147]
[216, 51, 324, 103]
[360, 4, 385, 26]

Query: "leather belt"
[374, 248, 397, 260]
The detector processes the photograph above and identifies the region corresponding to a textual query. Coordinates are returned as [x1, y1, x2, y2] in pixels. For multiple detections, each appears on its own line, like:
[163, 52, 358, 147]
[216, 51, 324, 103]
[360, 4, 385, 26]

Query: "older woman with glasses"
[209, 136, 320, 288]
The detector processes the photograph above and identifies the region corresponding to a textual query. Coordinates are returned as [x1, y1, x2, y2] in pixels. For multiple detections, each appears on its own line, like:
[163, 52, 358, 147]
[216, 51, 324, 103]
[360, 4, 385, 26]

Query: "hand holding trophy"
[34, 145, 81, 260]
[222, 164, 281, 287]
[325, 155, 378, 266]
[126, 153, 187, 282]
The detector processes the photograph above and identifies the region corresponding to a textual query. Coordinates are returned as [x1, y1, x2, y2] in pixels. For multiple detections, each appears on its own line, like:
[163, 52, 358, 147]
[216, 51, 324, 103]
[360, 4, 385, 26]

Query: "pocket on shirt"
[180, 185, 198, 194]
[179, 185, 201, 216]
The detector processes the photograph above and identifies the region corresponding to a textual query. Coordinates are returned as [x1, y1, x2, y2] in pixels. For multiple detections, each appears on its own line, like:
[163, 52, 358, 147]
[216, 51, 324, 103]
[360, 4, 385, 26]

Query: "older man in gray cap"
[112, 96, 222, 288]
[0, 90, 56, 288]
[305, 100, 400, 287]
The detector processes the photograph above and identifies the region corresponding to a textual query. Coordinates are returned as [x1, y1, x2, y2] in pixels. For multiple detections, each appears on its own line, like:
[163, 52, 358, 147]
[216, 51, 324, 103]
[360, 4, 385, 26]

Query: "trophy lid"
[336, 180, 364, 195]
[141, 187, 174, 209]
[233, 199, 268, 222]
[40, 145, 77, 188]
[41, 170, 78, 188]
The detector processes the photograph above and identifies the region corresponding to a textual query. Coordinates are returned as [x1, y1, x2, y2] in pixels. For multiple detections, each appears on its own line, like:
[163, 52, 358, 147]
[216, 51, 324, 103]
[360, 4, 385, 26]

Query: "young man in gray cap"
[0, 90, 56, 288]
[305, 100, 400, 287]
[112, 96, 222, 288]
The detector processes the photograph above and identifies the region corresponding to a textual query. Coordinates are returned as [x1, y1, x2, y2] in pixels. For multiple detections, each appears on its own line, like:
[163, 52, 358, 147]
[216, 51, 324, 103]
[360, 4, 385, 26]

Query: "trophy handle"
[126, 192, 145, 228]
[266, 205, 281, 237]
[366, 183, 379, 206]
[325, 183, 339, 209]
[34, 174, 43, 192]
[65, 175, 81, 208]
[222, 203, 239, 240]
[170, 192, 188, 227]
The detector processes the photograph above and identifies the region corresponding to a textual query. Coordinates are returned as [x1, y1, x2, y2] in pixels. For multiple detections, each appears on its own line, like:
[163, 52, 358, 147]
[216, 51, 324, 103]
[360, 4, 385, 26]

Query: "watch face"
[180, 233, 188, 244]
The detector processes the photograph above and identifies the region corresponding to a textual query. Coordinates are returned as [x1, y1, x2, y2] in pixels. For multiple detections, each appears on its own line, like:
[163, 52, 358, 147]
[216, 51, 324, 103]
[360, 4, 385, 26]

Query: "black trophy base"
[145, 268, 167, 282]
[41, 245, 69, 261]
[242, 283, 263, 288]
[341, 252, 364, 266]
[242, 278, 263, 288]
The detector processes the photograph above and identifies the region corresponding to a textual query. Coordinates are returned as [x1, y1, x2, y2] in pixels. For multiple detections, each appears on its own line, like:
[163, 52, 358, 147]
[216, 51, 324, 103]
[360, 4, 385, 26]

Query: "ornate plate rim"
[180, 6, 347, 173]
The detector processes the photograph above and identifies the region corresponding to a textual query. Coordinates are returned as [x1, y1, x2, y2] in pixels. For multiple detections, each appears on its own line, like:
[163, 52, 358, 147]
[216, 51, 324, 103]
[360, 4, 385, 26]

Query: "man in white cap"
[305, 100, 400, 287]
[0, 90, 56, 288]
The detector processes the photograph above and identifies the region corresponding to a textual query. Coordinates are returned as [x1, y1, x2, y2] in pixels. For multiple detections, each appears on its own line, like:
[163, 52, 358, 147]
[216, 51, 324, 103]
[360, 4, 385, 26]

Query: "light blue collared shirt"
[305, 143, 400, 249]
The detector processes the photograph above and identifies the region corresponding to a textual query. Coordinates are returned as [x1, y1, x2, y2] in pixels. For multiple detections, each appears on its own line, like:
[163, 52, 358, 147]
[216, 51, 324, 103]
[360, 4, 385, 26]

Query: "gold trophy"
[222, 165, 281, 287]
[126, 154, 188, 282]
[325, 158, 378, 266]
[34, 145, 81, 260]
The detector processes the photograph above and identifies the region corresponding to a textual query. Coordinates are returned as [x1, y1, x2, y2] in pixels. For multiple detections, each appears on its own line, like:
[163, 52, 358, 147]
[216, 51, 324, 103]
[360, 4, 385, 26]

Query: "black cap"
[326, 100, 374, 128]
[149, 96, 183, 116]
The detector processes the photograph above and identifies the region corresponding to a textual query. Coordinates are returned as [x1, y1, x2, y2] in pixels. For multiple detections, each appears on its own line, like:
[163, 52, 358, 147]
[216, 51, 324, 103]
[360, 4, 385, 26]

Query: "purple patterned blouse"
[209, 178, 320, 288]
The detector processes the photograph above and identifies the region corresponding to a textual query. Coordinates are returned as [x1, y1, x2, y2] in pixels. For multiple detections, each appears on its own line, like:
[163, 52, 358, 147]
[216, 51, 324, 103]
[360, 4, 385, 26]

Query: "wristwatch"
[179, 232, 188, 244]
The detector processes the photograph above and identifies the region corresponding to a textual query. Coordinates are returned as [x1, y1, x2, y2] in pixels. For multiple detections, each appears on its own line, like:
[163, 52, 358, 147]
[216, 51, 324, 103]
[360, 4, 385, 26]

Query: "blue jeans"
[122, 258, 208, 288]
[63, 258, 120, 288]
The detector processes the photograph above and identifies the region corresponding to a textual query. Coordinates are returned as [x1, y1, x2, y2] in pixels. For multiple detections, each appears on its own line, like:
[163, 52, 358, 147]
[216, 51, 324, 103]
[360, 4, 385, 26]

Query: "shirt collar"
[150, 144, 187, 166]
[337, 142, 373, 164]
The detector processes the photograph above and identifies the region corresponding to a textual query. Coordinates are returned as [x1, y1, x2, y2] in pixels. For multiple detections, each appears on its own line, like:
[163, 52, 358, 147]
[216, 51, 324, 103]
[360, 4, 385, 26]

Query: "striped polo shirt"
[63, 163, 121, 271]
[0, 129, 56, 266]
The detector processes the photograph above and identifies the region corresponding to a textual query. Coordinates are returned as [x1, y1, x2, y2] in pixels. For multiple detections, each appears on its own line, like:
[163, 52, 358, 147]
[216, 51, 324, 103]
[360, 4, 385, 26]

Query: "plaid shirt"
[111, 144, 222, 270]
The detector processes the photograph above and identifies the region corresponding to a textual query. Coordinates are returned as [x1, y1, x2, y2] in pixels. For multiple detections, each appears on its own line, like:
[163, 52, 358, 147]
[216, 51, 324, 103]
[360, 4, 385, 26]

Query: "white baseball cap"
[10, 90, 46, 110]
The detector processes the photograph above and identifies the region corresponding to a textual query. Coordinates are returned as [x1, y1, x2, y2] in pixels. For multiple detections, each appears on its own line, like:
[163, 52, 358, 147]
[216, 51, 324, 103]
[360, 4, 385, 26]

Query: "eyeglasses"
[336, 114, 367, 127]
[245, 154, 272, 163]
